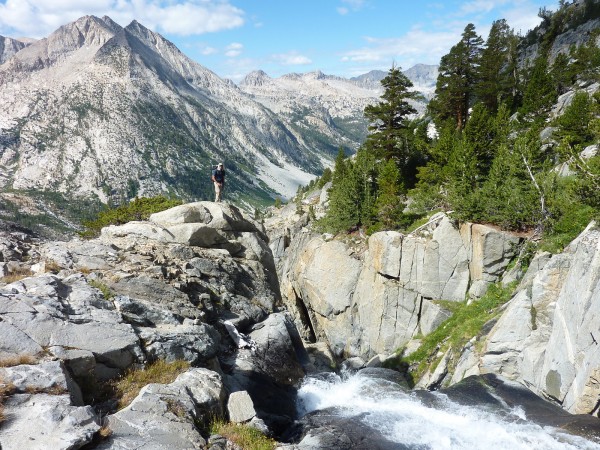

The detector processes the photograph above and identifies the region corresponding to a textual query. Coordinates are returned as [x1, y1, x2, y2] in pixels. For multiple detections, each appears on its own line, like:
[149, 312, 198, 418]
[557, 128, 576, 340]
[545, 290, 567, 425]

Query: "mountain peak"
[0, 35, 29, 65]
[239, 70, 271, 87]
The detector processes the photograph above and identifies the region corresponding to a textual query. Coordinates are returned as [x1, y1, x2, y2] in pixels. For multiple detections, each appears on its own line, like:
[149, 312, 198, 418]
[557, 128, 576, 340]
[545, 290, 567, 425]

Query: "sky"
[0, 0, 560, 82]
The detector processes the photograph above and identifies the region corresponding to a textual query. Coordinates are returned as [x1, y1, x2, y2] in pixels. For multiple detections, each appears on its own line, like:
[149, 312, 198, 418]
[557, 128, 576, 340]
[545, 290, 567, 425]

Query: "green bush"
[81, 196, 182, 237]
[393, 282, 516, 382]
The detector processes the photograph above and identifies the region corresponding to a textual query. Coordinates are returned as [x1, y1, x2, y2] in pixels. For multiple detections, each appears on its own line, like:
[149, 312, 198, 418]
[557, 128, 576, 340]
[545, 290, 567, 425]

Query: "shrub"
[395, 282, 517, 382]
[81, 196, 182, 238]
[44, 259, 62, 274]
[210, 419, 276, 450]
[89, 280, 114, 301]
[0, 267, 33, 284]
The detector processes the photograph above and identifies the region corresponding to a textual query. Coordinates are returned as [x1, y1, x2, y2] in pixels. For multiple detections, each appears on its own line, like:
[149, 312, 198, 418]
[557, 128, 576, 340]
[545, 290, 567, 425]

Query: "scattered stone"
[228, 390, 256, 423]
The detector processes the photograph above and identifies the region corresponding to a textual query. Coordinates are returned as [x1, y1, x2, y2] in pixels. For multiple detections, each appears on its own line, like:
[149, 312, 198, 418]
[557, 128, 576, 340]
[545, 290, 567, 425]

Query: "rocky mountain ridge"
[238, 64, 436, 160]
[0, 15, 326, 220]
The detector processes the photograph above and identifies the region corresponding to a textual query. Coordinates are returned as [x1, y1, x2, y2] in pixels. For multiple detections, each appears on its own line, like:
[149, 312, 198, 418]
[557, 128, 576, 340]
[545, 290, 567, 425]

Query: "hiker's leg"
[214, 182, 221, 202]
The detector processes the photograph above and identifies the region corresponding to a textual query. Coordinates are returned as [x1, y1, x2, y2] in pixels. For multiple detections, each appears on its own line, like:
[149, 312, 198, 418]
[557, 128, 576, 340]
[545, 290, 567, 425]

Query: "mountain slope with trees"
[316, 0, 600, 253]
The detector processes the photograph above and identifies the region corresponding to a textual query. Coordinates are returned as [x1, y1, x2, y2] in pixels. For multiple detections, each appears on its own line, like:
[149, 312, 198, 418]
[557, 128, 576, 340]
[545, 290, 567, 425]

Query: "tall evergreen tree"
[521, 54, 556, 115]
[364, 65, 419, 184]
[477, 19, 514, 112]
[374, 159, 405, 229]
[431, 24, 483, 129]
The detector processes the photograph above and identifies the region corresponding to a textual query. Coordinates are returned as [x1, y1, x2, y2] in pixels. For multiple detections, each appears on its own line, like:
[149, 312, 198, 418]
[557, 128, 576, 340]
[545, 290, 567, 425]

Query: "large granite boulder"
[0, 276, 144, 378]
[0, 361, 100, 449]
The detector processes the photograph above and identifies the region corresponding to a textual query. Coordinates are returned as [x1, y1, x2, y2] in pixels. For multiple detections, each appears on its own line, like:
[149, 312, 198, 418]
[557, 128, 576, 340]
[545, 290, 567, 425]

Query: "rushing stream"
[294, 371, 600, 450]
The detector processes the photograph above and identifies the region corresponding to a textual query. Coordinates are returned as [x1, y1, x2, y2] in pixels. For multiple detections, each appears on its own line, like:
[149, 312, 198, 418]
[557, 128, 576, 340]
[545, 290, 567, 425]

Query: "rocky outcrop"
[0, 202, 304, 447]
[475, 222, 600, 415]
[277, 214, 521, 359]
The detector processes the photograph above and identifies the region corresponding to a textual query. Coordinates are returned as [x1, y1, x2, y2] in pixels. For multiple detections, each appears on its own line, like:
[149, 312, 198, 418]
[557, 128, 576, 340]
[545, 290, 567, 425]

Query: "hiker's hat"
[218, 162, 224, 167]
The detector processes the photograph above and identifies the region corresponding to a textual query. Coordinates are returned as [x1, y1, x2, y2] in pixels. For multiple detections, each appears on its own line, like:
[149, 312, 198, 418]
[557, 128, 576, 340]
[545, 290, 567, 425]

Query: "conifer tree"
[554, 91, 595, 149]
[464, 103, 495, 175]
[364, 65, 419, 184]
[374, 159, 405, 229]
[477, 19, 514, 113]
[521, 55, 556, 115]
[431, 24, 483, 129]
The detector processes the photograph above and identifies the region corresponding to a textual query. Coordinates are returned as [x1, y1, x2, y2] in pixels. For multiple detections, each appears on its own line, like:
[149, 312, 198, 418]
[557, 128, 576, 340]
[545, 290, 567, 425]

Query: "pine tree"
[446, 137, 480, 219]
[478, 137, 547, 230]
[374, 159, 405, 229]
[364, 65, 419, 184]
[477, 19, 514, 113]
[554, 91, 595, 149]
[431, 24, 483, 129]
[521, 54, 556, 115]
[464, 103, 495, 175]
[321, 149, 377, 232]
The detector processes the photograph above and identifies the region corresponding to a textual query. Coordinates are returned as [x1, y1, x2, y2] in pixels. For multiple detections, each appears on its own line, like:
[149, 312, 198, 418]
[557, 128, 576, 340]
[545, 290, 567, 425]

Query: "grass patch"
[44, 259, 62, 274]
[210, 419, 276, 450]
[398, 283, 517, 381]
[1, 267, 33, 284]
[88, 280, 114, 301]
[0, 354, 38, 367]
[113, 359, 190, 410]
[0, 377, 16, 424]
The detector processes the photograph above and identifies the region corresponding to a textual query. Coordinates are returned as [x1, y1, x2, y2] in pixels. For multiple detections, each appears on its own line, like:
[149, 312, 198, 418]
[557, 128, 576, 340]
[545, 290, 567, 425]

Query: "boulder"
[227, 390, 256, 423]
[0, 394, 100, 450]
[149, 201, 262, 234]
[99, 368, 224, 450]
[0, 360, 83, 405]
[241, 313, 305, 385]
[0, 278, 144, 378]
[139, 321, 220, 365]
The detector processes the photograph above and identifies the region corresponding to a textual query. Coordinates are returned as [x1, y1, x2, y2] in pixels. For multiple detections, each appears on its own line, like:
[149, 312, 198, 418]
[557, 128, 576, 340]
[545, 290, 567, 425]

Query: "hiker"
[211, 162, 226, 202]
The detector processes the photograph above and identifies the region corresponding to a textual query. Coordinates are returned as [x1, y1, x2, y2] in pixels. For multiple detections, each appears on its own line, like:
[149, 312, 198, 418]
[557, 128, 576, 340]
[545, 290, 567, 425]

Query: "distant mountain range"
[0, 15, 436, 232]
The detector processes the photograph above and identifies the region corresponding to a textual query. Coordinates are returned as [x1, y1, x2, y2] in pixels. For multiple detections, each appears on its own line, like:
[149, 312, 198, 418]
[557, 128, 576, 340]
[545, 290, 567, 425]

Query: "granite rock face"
[98, 368, 225, 450]
[479, 223, 600, 415]
[277, 214, 521, 359]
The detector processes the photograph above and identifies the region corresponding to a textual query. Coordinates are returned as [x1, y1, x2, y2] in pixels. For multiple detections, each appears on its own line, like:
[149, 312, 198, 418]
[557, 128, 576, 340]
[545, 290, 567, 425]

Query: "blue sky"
[0, 0, 559, 81]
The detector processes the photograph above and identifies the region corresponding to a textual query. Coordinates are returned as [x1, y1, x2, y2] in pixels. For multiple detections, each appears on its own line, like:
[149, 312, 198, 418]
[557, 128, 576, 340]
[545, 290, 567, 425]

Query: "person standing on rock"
[212, 162, 226, 202]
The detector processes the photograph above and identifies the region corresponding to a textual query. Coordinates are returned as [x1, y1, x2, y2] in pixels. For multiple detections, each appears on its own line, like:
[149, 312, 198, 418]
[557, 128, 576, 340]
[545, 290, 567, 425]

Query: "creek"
[286, 370, 600, 450]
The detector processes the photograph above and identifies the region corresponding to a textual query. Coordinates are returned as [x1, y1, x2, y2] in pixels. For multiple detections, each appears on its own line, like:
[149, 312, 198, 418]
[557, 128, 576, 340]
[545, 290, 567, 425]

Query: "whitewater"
[296, 372, 600, 450]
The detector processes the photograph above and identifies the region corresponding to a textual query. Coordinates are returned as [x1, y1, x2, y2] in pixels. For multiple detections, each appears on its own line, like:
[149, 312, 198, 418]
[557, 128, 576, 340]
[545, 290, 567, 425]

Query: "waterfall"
[296, 372, 600, 450]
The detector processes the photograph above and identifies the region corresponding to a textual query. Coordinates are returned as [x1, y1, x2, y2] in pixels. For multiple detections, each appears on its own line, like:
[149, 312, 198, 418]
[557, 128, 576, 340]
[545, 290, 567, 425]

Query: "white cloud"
[458, 0, 511, 16]
[225, 42, 243, 57]
[0, 0, 245, 38]
[337, 0, 367, 14]
[341, 0, 367, 9]
[272, 52, 312, 66]
[198, 43, 218, 55]
[341, 27, 460, 67]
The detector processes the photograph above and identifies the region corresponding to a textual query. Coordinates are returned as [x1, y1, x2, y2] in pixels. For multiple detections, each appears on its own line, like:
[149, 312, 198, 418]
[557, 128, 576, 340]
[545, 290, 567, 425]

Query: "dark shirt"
[212, 169, 225, 183]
